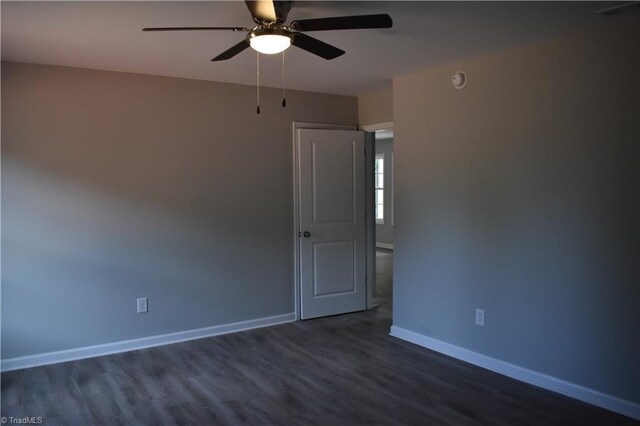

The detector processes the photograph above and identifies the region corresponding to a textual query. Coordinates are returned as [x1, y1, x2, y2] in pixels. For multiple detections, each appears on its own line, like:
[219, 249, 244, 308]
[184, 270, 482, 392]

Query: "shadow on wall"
[1, 157, 291, 359]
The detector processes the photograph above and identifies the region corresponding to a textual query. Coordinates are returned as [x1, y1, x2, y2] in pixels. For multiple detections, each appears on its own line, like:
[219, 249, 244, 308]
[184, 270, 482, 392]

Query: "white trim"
[376, 243, 394, 250]
[1, 313, 295, 372]
[360, 121, 394, 132]
[374, 153, 385, 226]
[389, 326, 640, 421]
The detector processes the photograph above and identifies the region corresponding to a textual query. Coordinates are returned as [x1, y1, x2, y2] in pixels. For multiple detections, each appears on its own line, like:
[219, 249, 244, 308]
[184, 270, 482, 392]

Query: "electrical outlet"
[475, 308, 485, 326]
[137, 297, 148, 314]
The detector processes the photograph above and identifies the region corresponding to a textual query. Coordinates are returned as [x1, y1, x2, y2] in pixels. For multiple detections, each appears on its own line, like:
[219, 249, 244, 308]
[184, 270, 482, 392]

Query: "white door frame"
[292, 122, 374, 320]
[360, 121, 394, 133]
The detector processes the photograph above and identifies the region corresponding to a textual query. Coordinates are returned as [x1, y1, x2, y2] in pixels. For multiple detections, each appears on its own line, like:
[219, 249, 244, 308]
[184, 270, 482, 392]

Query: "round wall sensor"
[452, 71, 466, 89]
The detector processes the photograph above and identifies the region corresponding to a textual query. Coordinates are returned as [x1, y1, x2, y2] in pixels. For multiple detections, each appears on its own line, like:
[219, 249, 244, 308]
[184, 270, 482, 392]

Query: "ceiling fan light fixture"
[248, 29, 292, 54]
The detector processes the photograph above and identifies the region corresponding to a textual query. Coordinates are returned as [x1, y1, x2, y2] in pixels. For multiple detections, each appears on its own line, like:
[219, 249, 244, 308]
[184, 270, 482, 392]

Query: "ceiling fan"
[142, 0, 393, 61]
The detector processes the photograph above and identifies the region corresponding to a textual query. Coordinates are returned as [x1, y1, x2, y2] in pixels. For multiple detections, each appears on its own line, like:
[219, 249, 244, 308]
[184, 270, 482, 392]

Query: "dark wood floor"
[1, 249, 636, 425]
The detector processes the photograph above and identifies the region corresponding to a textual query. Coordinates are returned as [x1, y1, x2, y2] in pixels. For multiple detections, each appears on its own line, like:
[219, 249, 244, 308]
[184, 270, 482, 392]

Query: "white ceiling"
[1, 1, 633, 96]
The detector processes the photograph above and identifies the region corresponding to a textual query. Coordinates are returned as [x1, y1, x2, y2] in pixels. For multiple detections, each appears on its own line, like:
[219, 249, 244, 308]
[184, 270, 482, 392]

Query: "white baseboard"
[1, 312, 296, 372]
[376, 243, 394, 250]
[390, 325, 640, 421]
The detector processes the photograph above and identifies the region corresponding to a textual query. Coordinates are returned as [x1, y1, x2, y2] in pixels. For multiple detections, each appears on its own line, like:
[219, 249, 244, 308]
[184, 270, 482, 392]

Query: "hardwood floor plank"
[0, 370, 23, 407]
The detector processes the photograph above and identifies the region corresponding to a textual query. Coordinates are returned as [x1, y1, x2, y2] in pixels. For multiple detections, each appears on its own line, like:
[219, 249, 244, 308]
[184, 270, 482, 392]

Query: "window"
[375, 154, 384, 224]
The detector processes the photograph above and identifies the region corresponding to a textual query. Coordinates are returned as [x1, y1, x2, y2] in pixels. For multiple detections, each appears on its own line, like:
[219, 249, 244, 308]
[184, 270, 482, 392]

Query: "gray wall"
[1, 62, 357, 359]
[375, 137, 393, 246]
[393, 20, 640, 405]
[358, 88, 392, 126]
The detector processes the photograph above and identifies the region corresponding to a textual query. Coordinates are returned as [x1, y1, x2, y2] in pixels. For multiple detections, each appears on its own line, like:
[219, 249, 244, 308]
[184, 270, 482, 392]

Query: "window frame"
[375, 153, 385, 224]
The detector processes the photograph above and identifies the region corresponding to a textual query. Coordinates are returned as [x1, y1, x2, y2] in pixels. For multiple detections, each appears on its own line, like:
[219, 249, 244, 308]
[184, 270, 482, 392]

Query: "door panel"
[312, 141, 355, 223]
[298, 128, 366, 319]
[313, 241, 355, 296]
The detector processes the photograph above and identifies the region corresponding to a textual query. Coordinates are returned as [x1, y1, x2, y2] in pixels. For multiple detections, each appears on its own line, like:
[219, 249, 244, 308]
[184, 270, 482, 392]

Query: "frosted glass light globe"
[250, 34, 291, 54]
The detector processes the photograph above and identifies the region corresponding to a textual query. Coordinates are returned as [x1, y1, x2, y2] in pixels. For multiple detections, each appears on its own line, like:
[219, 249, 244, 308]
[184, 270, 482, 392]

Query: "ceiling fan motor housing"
[248, 27, 292, 41]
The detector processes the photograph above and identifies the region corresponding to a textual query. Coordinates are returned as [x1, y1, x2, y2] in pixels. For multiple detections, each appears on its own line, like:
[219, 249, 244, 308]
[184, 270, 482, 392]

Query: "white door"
[298, 128, 366, 319]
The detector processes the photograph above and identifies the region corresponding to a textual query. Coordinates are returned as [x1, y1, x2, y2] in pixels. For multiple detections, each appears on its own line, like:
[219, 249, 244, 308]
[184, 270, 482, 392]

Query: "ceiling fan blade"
[290, 14, 393, 32]
[273, 1, 293, 23]
[245, 0, 277, 22]
[211, 40, 251, 61]
[245, 0, 291, 23]
[291, 33, 345, 60]
[143, 27, 247, 32]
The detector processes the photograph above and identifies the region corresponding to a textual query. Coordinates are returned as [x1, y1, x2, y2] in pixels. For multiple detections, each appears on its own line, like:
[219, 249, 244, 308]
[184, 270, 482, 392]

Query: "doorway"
[374, 127, 394, 316]
[361, 123, 394, 317]
[292, 123, 371, 320]
[292, 122, 392, 321]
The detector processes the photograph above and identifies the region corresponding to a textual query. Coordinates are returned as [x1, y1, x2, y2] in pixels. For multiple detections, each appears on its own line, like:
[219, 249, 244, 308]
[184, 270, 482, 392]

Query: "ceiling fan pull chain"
[282, 51, 287, 108]
[256, 51, 261, 114]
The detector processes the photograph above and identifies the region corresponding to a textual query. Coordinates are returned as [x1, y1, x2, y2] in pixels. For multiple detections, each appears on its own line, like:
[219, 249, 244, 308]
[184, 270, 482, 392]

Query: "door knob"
[303, 231, 311, 238]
